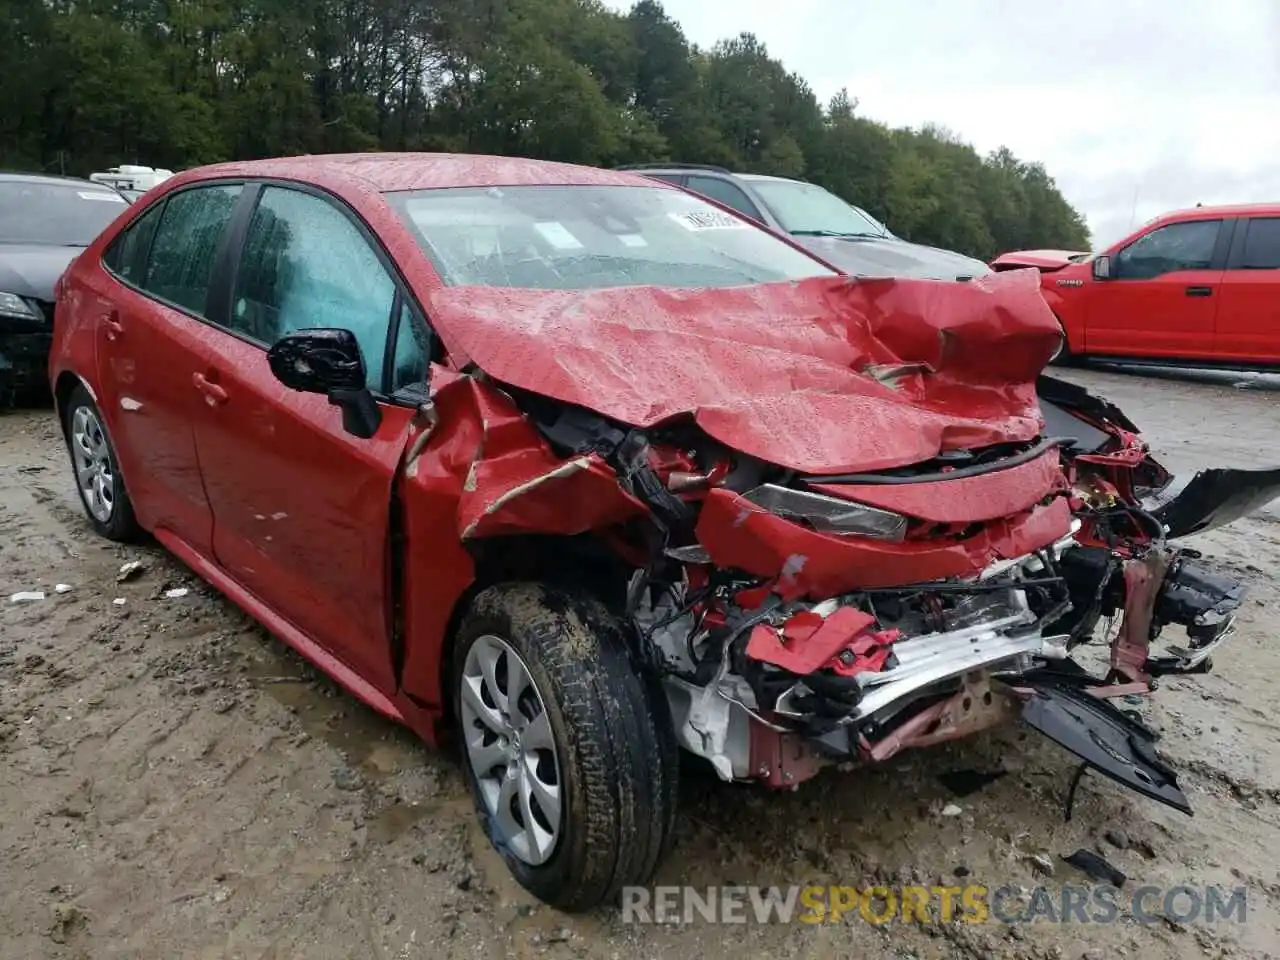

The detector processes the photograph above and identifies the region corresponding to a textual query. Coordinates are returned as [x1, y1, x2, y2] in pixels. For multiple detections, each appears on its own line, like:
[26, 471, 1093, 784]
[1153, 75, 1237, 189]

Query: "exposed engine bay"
[508, 373, 1272, 816]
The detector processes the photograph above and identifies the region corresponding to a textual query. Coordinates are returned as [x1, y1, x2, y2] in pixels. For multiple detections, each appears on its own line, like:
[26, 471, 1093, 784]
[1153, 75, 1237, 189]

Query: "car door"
[93, 183, 244, 553]
[1215, 216, 1280, 363]
[189, 182, 420, 693]
[1086, 217, 1228, 358]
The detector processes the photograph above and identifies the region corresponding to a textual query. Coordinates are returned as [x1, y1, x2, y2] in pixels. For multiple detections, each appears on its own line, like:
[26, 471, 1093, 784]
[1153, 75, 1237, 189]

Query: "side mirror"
[267, 328, 382, 439]
[1092, 255, 1112, 280]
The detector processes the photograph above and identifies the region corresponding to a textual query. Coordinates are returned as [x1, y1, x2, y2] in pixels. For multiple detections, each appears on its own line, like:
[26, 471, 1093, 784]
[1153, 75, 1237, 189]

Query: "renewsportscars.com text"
[621, 884, 1248, 926]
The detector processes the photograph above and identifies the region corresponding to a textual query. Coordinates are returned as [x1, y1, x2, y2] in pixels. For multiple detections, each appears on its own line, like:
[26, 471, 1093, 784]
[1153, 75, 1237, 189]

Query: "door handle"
[1185, 285, 1213, 297]
[192, 371, 229, 405]
[101, 310, 123, 341]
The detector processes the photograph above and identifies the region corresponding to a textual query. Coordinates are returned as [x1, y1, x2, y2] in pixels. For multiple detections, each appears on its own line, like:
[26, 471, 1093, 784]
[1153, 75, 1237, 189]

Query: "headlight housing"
[0, 292, 40, 322]
[742, 484, 908, 542]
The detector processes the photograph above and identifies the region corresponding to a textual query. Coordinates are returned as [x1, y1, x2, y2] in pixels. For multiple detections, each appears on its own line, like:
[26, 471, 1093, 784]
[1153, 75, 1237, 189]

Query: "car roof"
[0, 171, 115, 189]
[733, 173, 803, 184]
[179, 153, 660, 193]
[1157, 202, 1280, 221]
[616, 165, 807, 187]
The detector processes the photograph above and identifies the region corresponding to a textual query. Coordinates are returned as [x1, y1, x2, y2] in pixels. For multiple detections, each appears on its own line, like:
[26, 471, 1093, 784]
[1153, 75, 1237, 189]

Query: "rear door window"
[141, 185, 243, 316]
[104, 202, 164, 284]
[1237, 218, 1280, 270]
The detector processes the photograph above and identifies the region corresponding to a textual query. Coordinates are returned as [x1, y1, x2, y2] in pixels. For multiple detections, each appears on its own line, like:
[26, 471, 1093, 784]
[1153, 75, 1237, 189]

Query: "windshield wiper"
[790, 229, 886, 240]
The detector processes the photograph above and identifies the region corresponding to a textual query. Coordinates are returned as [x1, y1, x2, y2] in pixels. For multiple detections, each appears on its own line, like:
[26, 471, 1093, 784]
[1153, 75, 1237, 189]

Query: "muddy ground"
[2, 366, 1279, 960]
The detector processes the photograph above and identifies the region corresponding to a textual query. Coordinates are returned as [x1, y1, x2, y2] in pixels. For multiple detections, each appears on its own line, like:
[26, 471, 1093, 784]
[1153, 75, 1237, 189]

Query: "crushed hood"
[426, 270, 1063, 475]
[990, 249, 1090, 273]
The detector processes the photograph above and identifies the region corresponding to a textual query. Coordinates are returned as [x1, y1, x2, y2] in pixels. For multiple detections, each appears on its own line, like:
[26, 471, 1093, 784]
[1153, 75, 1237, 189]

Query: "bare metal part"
[646, 548, 1077, 781]
[1157, 621, 1235, 672]
[662, 676, 755, 780]
[849, 631, 1069, 721]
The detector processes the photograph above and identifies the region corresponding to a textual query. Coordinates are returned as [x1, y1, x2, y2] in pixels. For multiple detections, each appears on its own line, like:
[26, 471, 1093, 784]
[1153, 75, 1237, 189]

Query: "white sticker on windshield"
[534, 221, 584, 250]
[668, 210, 748, 231]
[618, 234, 648, 247]
[80, 191, 126, 202]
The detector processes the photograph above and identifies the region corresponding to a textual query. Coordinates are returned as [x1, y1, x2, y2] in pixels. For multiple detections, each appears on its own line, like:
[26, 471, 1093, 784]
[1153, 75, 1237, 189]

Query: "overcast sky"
[607, 0, 1280, 248]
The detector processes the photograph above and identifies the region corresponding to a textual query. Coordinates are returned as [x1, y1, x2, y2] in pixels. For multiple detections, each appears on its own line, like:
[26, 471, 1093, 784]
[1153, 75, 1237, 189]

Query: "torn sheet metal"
[695, 487, 1072, 596]
[809, 448, 1066, 524]
[458, 449, 643, 539]
[425, 270, 1063, 474]
[744, 606, 878, 675]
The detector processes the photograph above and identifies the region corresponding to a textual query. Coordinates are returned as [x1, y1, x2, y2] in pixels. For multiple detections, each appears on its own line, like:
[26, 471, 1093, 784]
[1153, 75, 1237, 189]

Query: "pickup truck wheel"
[1050, 319, 1079, 366]
[63, 384, 140, 541]
[452, 582, 679, 911]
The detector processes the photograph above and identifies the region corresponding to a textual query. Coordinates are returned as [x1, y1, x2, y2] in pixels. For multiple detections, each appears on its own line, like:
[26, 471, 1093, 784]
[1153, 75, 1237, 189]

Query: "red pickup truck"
[992, 204, 1280, 367]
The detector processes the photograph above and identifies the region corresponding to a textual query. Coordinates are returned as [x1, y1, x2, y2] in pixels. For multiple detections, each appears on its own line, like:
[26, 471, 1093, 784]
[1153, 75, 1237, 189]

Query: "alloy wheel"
[459, 633, 563, 866]
[70, 405, 115, 524]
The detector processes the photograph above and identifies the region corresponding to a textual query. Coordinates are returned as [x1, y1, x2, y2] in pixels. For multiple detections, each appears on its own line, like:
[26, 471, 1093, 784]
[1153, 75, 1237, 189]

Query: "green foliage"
[0, 0, 1090, 255]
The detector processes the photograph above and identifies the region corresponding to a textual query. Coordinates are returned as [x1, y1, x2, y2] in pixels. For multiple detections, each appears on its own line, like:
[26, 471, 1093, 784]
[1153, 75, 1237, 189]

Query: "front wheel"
[1050, 318, 1081, 366]
[452, 582, 679, 911]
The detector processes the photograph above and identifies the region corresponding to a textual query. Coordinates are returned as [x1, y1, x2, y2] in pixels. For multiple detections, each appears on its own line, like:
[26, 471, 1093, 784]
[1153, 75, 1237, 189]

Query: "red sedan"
[49, 154, 1273, 910]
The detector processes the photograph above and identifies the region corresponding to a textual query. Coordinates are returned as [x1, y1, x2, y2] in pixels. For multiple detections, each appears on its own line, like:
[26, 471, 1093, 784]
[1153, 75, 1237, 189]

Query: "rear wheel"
[452, 582, 679, 911]
[63, 384, 140, 541]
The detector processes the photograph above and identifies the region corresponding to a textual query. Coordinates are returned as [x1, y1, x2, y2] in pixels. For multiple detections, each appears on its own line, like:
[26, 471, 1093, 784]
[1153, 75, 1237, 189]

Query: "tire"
[1050, 318, 1080, 366]
[62, 384, 141, 541]
[452, 582, 679, 912]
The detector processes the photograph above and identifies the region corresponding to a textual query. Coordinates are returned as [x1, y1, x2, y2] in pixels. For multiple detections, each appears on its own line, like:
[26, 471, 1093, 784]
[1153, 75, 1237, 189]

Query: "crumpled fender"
[397, 371, 643, 708]
[424, 270, 1063, 474]
[694, 487, 1072, 597]
[404, 372, 645, 541]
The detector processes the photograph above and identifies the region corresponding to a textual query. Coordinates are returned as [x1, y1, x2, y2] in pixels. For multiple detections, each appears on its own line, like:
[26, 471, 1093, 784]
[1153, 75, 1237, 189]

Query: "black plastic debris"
[937, 769, 1007, 798]
[1062, 849, 1126, 887]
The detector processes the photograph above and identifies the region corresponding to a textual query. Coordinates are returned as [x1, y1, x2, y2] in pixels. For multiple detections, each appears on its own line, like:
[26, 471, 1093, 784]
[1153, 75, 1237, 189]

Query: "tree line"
[1, 0, 1092, 257]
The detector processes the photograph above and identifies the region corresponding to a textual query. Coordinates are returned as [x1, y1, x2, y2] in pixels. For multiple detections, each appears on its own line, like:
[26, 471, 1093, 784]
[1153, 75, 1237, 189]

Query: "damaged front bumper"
[645, 524, 1246, 817]
[477, 369, 1272, 822]
[1143, 466, 1280, 538]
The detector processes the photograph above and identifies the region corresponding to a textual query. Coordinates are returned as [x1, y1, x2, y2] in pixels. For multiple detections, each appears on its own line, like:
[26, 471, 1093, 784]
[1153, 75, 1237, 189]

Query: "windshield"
[386, 184, 835, 289]
[749, 179, 890, 239]
[0, 181, 128, 245]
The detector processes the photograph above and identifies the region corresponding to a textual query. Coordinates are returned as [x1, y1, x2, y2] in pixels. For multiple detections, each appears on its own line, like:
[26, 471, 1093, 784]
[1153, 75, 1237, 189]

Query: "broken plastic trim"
[1142, 466, 1280, 538]
[740, 484, 908, 541]
[1019, 674, 1191, 816]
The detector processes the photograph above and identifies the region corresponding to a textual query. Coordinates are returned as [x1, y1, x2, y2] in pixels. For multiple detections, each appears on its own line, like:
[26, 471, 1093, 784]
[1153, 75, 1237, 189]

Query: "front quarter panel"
[1040, 265, 1090, 351]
